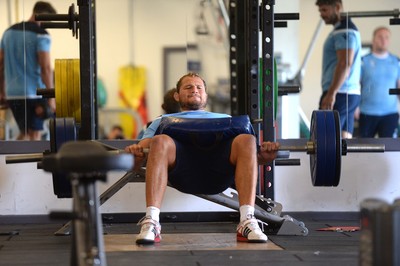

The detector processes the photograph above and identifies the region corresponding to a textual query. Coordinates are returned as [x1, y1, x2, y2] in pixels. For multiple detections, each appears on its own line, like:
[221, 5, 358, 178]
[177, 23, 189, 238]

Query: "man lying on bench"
[125, 72, 280, 245]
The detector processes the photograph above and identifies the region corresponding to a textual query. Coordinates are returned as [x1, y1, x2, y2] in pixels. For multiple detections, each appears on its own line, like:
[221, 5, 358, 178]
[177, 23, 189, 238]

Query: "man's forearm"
[328, 49, 354, 94]
[328, 61, 350, 95]
[38, 51, 53, 89]
[41, 67, 53, 89]
[0, 50, 5, 98]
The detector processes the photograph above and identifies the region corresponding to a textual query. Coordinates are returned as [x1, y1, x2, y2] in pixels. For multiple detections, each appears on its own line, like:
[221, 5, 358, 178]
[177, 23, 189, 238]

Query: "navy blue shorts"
[7, 99, 49, 132]
[168, 138, 235, 194]
[319, 92, 360, 134]
[358, 113, 399, 138]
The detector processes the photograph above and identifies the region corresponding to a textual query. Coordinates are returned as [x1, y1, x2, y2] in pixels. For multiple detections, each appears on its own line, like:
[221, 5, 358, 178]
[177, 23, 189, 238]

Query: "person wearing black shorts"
[316, 0, 362, 138]
[125, 72, 280, 245]
[0, 2, 56, 140]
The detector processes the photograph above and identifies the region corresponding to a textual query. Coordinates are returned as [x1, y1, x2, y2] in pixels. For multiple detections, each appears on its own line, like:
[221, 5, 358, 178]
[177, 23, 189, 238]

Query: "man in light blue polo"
[316, 0, 362, 138]
[358, 26, 400, 138]
[0, 1, 56, 140]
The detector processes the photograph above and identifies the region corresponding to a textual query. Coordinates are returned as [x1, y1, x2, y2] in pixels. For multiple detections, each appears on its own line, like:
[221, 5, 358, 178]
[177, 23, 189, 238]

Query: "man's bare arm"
[38, 51, 55, 111]
[321, 49, 355, 109]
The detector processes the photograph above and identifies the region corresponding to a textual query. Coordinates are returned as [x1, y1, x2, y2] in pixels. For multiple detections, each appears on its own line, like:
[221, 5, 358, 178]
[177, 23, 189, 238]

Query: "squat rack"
[229, 0, 299, 199]
[40, 0, 299, 200]
[37, 0, 98, 140]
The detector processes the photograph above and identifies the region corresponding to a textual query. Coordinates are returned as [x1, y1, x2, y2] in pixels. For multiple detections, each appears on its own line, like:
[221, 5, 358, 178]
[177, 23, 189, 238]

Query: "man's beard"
[323, 14, 338, 25]
[180, 101, 207, 110]
[374, 47, 387, 54]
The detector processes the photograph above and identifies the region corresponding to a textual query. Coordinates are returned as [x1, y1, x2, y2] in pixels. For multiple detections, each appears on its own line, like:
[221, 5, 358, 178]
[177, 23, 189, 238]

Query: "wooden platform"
[105, 233, 282, 251]
[0, 212, 361, 266]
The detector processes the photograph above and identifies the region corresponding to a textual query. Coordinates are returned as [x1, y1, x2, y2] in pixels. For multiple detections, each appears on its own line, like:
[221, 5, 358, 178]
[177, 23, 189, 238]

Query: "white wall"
[275, 1, 301, 138]
[275, 152, 400, 211]
[1, 0, 400, 215]
[1, 150, 400, 214]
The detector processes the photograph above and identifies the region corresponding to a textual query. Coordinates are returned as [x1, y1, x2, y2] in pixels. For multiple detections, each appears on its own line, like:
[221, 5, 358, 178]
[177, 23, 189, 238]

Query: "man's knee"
[234, 134, 256, 145]
[150, 134, 175, 152]
[231, 134, 257, 155]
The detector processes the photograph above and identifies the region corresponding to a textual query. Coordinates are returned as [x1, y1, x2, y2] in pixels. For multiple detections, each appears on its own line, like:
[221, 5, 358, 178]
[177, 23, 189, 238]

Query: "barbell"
[5, 110, 385, 193]
[153, 110, 384, 187]
[280, 110, 384, 186]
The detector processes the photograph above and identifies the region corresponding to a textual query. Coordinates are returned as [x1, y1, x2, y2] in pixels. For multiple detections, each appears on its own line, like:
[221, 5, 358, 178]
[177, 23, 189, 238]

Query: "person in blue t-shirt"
[316, 0, 362, 138]
[0, 1, 56, 140]
[357, 26, 400, 138]
[125, 72, 280, 245]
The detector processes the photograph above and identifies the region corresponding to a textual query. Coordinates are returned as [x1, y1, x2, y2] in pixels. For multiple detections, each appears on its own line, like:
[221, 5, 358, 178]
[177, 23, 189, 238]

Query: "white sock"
[239, 205, 255, 222]
[146, 206, 160, 222]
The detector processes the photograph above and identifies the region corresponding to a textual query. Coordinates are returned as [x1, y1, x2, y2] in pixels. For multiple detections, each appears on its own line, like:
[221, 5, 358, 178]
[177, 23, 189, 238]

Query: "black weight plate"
[49, 118, 56, 153]
[324, 110, 337, 186]
[64, 117, 77, 144]
[310, 111, 325, 186]
[51, 118, 76, 198]
[55, 118, 66, 152]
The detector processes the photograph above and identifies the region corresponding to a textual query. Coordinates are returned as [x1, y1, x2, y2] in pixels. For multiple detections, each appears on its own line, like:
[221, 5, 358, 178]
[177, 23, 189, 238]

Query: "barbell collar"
[342, 140, 385, 155]
[280, 140, 384, 156]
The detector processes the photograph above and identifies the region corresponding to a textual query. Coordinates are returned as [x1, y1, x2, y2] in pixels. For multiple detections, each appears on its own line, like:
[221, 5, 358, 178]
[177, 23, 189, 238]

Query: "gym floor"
[0, 212, 360, 266]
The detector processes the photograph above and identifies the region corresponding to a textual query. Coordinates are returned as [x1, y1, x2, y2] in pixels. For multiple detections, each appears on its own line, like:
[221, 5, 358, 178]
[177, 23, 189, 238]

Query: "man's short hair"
[33, 1, 56, 14]
[373, 26, 390, 37]
[315, 0, 342, 6]
[175, 72, 207, 93]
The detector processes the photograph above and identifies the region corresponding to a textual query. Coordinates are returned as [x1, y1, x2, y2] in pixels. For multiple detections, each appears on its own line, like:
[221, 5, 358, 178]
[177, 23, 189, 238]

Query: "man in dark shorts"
[316, 0, 362, 138]
[125, 72, 280, 245]
[0, 2, 56, 140]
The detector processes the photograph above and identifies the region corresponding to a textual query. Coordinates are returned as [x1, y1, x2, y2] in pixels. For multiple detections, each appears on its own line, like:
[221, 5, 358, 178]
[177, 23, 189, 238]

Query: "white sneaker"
[236, 217, 268, 243]
[136, 216, 162, 245]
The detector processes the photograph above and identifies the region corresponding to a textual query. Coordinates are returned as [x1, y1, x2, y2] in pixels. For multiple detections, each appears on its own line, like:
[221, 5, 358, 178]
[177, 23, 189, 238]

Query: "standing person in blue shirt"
[125, 72, 280, 245]
[316, 0, 362, 138]
[358, 26, 400, 138]
[0, 1, 56, 140]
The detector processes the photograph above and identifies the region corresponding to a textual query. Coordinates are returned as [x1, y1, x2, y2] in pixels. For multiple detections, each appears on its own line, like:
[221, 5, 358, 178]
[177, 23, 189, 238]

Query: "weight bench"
[52, 115, 308, 236]
[42, 141, 133, 266]
[5, 116, 308, 237]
